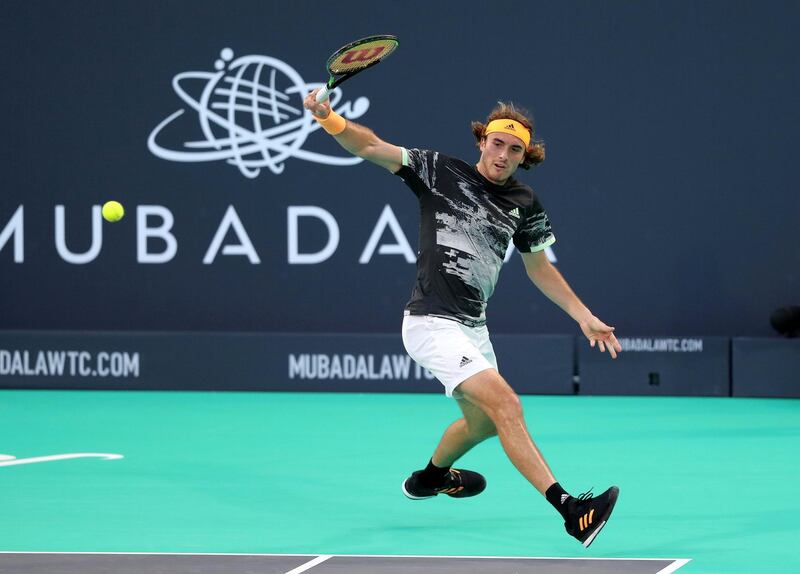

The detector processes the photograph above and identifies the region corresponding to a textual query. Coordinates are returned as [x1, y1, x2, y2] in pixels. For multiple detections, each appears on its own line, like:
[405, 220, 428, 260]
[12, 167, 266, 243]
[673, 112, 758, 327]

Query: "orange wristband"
[314, 110, 347, 136]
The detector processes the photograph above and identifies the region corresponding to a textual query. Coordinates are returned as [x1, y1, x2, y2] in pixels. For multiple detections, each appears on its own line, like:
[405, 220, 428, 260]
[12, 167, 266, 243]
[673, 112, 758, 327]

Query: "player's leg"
[456, 369, 556, 493]
[400, 316, 495, 499]
[457, 370, 619, 548]
[401, 396, 491, 500]
[429, 396, 497, 468]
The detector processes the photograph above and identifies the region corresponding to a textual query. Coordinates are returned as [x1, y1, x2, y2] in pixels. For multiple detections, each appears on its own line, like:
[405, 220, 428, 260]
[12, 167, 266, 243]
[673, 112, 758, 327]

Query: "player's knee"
[487, 388, 523, 424]
[460, 371, 522, 425]
[501, 392, 523, 419]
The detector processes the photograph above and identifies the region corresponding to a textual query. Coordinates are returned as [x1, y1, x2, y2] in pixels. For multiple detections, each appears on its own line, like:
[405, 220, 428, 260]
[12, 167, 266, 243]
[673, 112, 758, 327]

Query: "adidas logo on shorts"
[459, 356, 472, 368]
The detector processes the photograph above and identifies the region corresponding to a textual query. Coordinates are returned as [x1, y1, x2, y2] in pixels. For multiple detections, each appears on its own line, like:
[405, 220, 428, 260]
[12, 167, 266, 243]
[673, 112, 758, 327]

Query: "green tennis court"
[1, 390, 797, 573]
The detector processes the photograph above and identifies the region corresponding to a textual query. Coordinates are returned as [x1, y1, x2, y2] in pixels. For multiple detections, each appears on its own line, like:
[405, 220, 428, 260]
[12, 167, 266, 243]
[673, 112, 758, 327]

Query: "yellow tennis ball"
[102, 201, 125, 222]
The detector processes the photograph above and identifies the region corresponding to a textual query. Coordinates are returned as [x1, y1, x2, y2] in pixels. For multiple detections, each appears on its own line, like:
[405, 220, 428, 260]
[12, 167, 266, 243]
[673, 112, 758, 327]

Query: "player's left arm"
[521, 250, 622, 359]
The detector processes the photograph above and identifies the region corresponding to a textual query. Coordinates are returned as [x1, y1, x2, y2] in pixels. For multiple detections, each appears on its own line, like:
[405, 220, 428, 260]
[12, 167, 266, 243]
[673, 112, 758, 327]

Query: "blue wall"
[1, 1, 798, 336]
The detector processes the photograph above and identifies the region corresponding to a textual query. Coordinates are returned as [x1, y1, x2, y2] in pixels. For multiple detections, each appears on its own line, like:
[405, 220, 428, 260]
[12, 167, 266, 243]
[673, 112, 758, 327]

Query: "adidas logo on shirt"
[509, 207, 520, 218]
[459, 356, 473, 368]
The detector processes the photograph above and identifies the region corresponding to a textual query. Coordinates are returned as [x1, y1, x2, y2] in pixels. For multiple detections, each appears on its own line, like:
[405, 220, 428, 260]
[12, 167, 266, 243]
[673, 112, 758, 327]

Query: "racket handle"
[315, 86, 331, 103]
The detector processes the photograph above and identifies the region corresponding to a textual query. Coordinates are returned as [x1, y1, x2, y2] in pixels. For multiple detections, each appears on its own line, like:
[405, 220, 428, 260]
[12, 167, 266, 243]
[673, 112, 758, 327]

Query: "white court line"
[656, 558, 692, 573]
[0, 454, 123, 467]
[284, 554, 332, 574]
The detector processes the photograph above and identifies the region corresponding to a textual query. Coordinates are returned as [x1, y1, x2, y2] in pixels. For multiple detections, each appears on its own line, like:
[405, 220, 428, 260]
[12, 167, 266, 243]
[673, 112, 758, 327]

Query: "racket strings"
[328, 39, 398, 73]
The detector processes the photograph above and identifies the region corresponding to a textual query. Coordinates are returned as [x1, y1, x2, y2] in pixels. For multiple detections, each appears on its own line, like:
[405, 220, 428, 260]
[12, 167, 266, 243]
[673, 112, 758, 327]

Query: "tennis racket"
[315, 34, 399, 102]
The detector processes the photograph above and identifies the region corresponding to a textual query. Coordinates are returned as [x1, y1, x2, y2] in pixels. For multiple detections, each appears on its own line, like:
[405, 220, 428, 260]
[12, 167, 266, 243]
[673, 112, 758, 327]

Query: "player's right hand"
[304, 89, 331, 119]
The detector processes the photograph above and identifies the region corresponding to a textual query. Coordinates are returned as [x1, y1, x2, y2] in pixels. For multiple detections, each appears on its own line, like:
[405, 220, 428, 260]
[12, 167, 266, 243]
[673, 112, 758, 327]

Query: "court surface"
[0, 552, 689, 573]
[1, 391, 798, 573]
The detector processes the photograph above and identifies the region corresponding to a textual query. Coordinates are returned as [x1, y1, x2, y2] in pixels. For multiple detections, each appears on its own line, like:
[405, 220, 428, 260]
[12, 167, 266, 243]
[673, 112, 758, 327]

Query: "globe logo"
[148, 48, 369, 178]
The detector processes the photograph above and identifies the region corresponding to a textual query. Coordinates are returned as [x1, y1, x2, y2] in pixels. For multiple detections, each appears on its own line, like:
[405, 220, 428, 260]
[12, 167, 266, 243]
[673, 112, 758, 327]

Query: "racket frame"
[315, 34, 398, 102]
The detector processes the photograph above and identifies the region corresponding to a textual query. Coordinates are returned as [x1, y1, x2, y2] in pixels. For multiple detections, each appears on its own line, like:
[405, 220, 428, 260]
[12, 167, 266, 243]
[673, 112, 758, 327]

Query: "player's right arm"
[303, 89, 402, 173]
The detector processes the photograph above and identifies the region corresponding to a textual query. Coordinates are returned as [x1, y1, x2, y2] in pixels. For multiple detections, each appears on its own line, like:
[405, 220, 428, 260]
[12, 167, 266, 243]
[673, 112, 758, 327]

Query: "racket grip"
[315, 86, 331, 103]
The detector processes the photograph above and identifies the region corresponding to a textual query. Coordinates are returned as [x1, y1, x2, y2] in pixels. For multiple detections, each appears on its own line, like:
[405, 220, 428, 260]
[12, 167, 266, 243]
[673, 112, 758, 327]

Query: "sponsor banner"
[617, 337, 705, 353]
[0, 331, 573, 394]
[2, 2, 798, 339]
[578, 336, 730, 396]
[732, 338, 800, 398]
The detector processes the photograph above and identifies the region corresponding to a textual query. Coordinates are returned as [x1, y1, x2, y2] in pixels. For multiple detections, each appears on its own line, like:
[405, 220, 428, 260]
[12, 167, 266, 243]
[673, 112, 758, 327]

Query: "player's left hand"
[580, 316, 622, 359]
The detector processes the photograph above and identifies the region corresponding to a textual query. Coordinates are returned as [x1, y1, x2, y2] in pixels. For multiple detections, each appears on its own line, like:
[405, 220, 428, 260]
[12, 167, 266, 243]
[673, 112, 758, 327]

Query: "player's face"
[477, 133, 526, 185]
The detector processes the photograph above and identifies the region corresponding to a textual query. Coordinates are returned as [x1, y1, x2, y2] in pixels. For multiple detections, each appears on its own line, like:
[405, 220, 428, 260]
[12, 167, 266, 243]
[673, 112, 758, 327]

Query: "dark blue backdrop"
[1, 1, 798, 336]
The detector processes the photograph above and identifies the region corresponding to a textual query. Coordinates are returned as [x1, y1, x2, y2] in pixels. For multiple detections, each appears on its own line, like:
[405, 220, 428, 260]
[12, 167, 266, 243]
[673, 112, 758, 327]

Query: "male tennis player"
[304, 90, 622, 548]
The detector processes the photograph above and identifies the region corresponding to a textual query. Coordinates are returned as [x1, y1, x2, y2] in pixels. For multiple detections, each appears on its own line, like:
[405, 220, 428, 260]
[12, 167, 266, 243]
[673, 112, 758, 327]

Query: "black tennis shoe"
[564, 486, 619, 547]
[401, 468, 486, 499]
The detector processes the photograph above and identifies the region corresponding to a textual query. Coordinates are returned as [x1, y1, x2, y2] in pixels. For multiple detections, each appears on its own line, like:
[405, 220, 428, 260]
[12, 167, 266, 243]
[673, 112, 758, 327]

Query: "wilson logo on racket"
[148, 47, 371, 179]
[340, 46, 386, 65]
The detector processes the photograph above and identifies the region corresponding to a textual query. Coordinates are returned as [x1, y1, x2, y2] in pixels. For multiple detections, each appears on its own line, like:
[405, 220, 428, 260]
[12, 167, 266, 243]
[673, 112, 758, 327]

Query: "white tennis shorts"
[401, 313, 498, 398]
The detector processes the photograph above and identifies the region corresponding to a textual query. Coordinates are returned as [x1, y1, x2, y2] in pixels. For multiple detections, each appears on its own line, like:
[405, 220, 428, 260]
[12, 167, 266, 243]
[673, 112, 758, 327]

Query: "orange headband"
[484, 119, 531, 148]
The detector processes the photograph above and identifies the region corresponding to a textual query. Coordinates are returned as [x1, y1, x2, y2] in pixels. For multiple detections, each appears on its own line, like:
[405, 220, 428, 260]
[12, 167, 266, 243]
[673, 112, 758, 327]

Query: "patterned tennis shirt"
[395, 148, 556, 327]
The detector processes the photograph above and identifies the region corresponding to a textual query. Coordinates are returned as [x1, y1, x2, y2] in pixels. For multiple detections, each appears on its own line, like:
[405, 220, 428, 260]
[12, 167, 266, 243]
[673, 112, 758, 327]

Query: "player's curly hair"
[471, 102, 545, 169]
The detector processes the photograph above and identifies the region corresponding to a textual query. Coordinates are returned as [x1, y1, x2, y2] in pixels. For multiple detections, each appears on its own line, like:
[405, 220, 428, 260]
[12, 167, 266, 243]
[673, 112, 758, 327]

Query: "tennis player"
[304, 90, 622, 548]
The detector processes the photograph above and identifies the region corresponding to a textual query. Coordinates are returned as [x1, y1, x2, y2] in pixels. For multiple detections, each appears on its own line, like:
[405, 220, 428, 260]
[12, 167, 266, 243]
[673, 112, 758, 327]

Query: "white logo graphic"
[509, 207, 520, 218]
[148, 48, 370, 178]
[0, 453, 124, 467]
